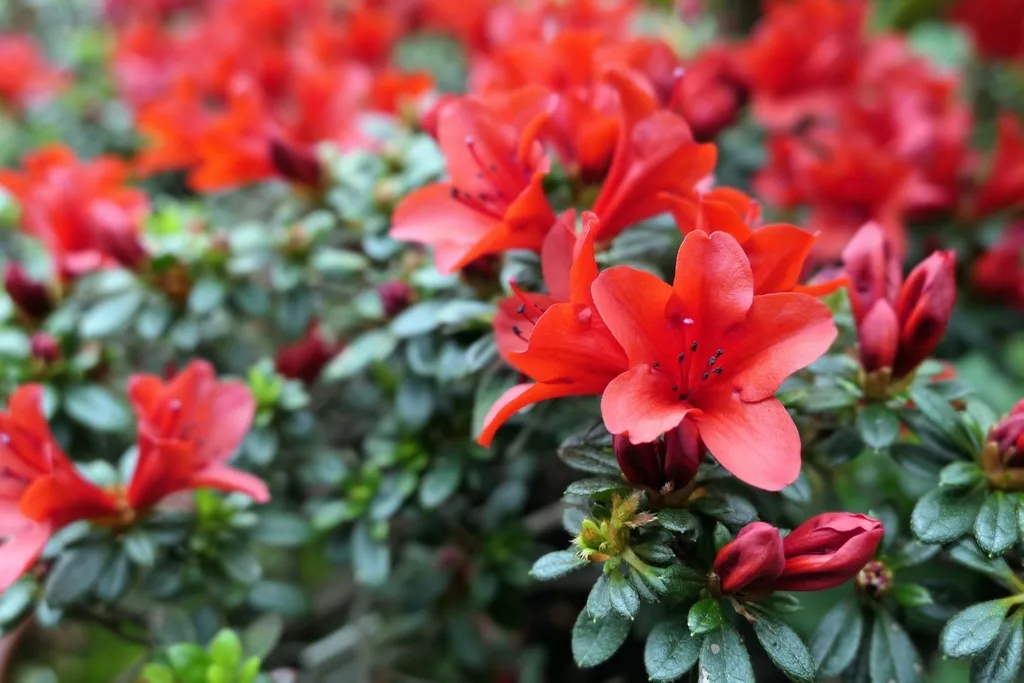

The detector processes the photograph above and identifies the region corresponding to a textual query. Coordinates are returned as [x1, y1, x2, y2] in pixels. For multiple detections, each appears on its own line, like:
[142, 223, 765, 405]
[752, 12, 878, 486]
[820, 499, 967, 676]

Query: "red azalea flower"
[668, 44, 748, 142]
[770, 512, 884, 591]
[479, 212, 629, 446]
[743, 0, 867, 129]
[0, 146, 149, 280]
[591, 230, 836, 491]
[974, 114, 1024, 219]
[188, 84, 277, 192]
[973, 221, 1024, 310]
[0, 386, 123, 592]
[0, 35, 66, 111]
[589, 69, 717, 242]
[950, 0, 1024, 62]
[712, 522, 785, 595]
[665, 189, 846, 296]
[135, 81, 210, 176]
[369, 70, 434, 114]
[275, 321, 344, 384]
[843, 222, 957, 380]
[127, 360, 269, 509]
[390, 88, 557, 273]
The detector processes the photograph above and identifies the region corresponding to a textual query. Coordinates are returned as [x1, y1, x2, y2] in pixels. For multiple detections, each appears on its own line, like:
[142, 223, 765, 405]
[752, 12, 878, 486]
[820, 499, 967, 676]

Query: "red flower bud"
[3, 263, 54, 320]
[275, 321, 343, 384]
[269, 136, 323, 188]
[842, 222, 901, 323]
[892, 250, 956, 379]
[87, 202, 147, 270]
[29, 332, 61, 363]
[856, 300, 899, 373]
[613, 420, 704, 492]
[769, 513, 884, 592]
[378, 280, 414, 317]
[990, 400, 1024, 466]
[712, 522, 785, 595]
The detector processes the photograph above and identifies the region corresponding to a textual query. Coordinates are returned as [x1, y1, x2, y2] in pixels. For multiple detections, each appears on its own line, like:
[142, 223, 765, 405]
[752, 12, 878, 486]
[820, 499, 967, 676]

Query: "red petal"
[19, 469, 120, 527]
[0, 520, 51, 594]
[201, 380, 255, 466]
[725, 292, 837, 401]
[857, 300, 899, 373]
[673, 231, 754, 345]
[601, 365, 699, 444]
[591, 266, 681, 367]
[743, 224, 815, 294]
[494, 293, 558, 371]
[390, 184, 497, 274]
[191, 465, 270, 503]
[478, 381, 603, 447]
[540, 211, 577, 302]
[127, 437, 195, 510]
[693, 395, 800, 491]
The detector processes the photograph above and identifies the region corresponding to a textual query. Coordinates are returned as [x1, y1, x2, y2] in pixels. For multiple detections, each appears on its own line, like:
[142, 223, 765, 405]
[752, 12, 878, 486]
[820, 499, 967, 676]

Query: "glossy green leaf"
[891, 584, 933, 608]
[869, 609, 922, 683]
[658, 509, 700, 538]
[585, 573, 612, 619]
[858, 404, 900, 450]
[530, 551, 587, 581]
[645, 616, 701, 682]
[571, 610, 630, 668]
[557, 433, 621, 475]
[419, 457, 462, 509]
[974, 492, 1018, 555]
[941, 599, 1012, 658]
[939, 462, 984, 489]
[44, 545, 111, 607]
[688, 599, 724, 636]
[910, 487, 984, 544]
[970, 616, 1024, 683]
[750, 607, 816, 683]
[564, 477, 630, 497]
[810, 596, 864, 678]
[698, 623, 754, 683]
[609, 573, 640, 619]
[63, 385, 131, 432]
[693, 490, 757, 527]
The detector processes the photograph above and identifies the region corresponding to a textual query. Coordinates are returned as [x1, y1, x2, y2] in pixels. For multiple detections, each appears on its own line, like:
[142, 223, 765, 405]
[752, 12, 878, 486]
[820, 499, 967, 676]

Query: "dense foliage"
[0, 0, 1022, 681]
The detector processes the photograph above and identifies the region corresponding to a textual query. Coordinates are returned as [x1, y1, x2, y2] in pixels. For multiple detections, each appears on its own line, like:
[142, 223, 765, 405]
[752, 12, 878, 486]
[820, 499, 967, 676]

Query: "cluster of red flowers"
[0, 361, 266, 592]
[0, 35, 65, 112]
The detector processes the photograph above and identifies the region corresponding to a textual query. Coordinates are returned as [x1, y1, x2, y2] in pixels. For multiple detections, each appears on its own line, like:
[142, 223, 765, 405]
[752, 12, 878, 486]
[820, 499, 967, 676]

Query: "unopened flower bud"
[711, 522, 785, 595]
[269, 136, 323, 188]
[378, 280, 414, 317]
[30, 332, 60, 363]
[4, 263, 54, 320]
[771, 513, 884, 591]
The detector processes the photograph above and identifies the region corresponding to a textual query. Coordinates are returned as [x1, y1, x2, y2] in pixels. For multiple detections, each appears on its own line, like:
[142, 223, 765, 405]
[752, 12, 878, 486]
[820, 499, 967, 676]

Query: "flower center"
[449, 136, 526, 219]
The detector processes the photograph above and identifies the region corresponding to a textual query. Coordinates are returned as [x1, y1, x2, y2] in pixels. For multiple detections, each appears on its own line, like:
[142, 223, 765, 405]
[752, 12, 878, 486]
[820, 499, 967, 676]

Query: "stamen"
[652, 362, 660, 369]
[691, 341, 698, 351]
[512, 325, 527, 341]
[677, 353, 685, 362]
[713, 367, 724, 374]
[708, 356, 716, 366]
[671, 385, 678, 391]
[716, 349, 723, 356]
[702, 372, 709, 380]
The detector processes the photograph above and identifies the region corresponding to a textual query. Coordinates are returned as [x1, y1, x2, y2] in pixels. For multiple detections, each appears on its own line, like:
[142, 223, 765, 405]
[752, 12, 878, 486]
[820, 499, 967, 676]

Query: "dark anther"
[713, 367, 723, 374]
[517, 304, 525, 314]
[652, 362, 660, 369]
[702, 372, 709, 380]
[677, 352, 685, 361]
[708, 356, 717, 366]
[691, 341, 698, 351]
[678, 394, 687, 401]
[716, 348, 723, 356]
[512, 325, 527, 341]
[671, 384, 678, 391]
[449, 187, 459, 198]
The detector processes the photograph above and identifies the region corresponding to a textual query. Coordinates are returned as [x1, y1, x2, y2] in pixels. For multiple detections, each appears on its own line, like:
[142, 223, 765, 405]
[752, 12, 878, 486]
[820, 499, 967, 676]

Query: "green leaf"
[750, 607, 816, 683]
[0, 581, 33, 624]
[352, 521, 390, 587]
[187, 278, 226, 315]
[167, 643, 208, 679]
[44, 545, 111, 607]
[908, 385, 975, 453]
[948, 539, 1018, 589]
[564, 477, 630, 497]
[645, 616, 701, 682]
[858, 404, 900, 450]
[658, 509, 700, 538]
[974, 492, 1019, 555]
[585, 574, 612, 619]
[910, 487, 984, 544]
[94, 552, 131, 602]
[221, 551, 262, 585]
[609, 573, 640, 619]
[530, 551, 586, 581]
[891, 584, 933, 608]
[970, 616, 1024, 683]
[941, 599, 1013, 658]
[242, 613, 284, 659]
[780, 472, 811, 505]
[124, 532, 156, 567]
[657, 564, 707, 600]
[869, 609, 922, 683]
[63, 385, 131, 432]
[210, 629, 243, 671]
[571, 611, 631, 668]
[419, 457, 462, 509]
[811, 596, 863, 677]
[698, 623, 754, 683]
[894, 540, 941, 568]
[321, 329, 397, 380]
[79, 289, 144, 338]
[140, 664, 175, 683]
[693, 490, 758, 527]
[249, 581, 308, 618]
[688, 599, 724, 636]
[557, 434, 621, 475]
[390, 300, 446, 337]
[939, 462, 984, 489]
[311, 248, 368, 276]
[252, 513, 313, 548]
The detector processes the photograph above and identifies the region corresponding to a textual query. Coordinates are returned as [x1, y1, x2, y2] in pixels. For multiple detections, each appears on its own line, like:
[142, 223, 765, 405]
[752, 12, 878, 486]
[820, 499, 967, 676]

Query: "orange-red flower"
[974, 114, 1024, 219]
[668, 44, 748, 142]
[950, 0, 1024, 62]
[479, 212, 628, 445]
[665, 189, 845, 296]
[591, 231, 836, 490]
[843, 223, 957, 381]
[589, 69, 716, 242]
[0, 35, 66, 111]
[0, 386, 123, 592]
[128, 360, 268, 509]
[743, 0, 866, 129]
[390, 89, 557, 273]
[0, 146, 149, 280]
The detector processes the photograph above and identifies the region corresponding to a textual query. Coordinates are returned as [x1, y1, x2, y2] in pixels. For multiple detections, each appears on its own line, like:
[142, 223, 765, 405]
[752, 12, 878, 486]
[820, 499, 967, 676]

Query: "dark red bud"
[892, 250, 957, 379]
[4, 263, 54, 320]
[841, 222, 902, 323]
[769, 513, 884, 592]
[29, 332, 60, 363]
[663, 418, 705, 487]
[269, 136, 323, 188]
[711, 521, 785, 594]
[275, 322, 343, 385]
[87, 202, 147, 270]
[856, 300, 899, 373]
[378, 280, 414, 317]
[613, 434, 664, 489]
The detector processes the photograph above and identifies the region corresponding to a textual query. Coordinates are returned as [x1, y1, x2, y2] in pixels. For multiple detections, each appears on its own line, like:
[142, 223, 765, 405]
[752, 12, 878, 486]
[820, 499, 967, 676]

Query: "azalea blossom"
[390, 88, 558, 273]
[479, 211, 628, 446]
[974, 114, 1024, 219]
[0, 146, 149, 280]
[972, 221, 1024, 310]
[0, 35, 66, 111]
[591, 230, 836, 490]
